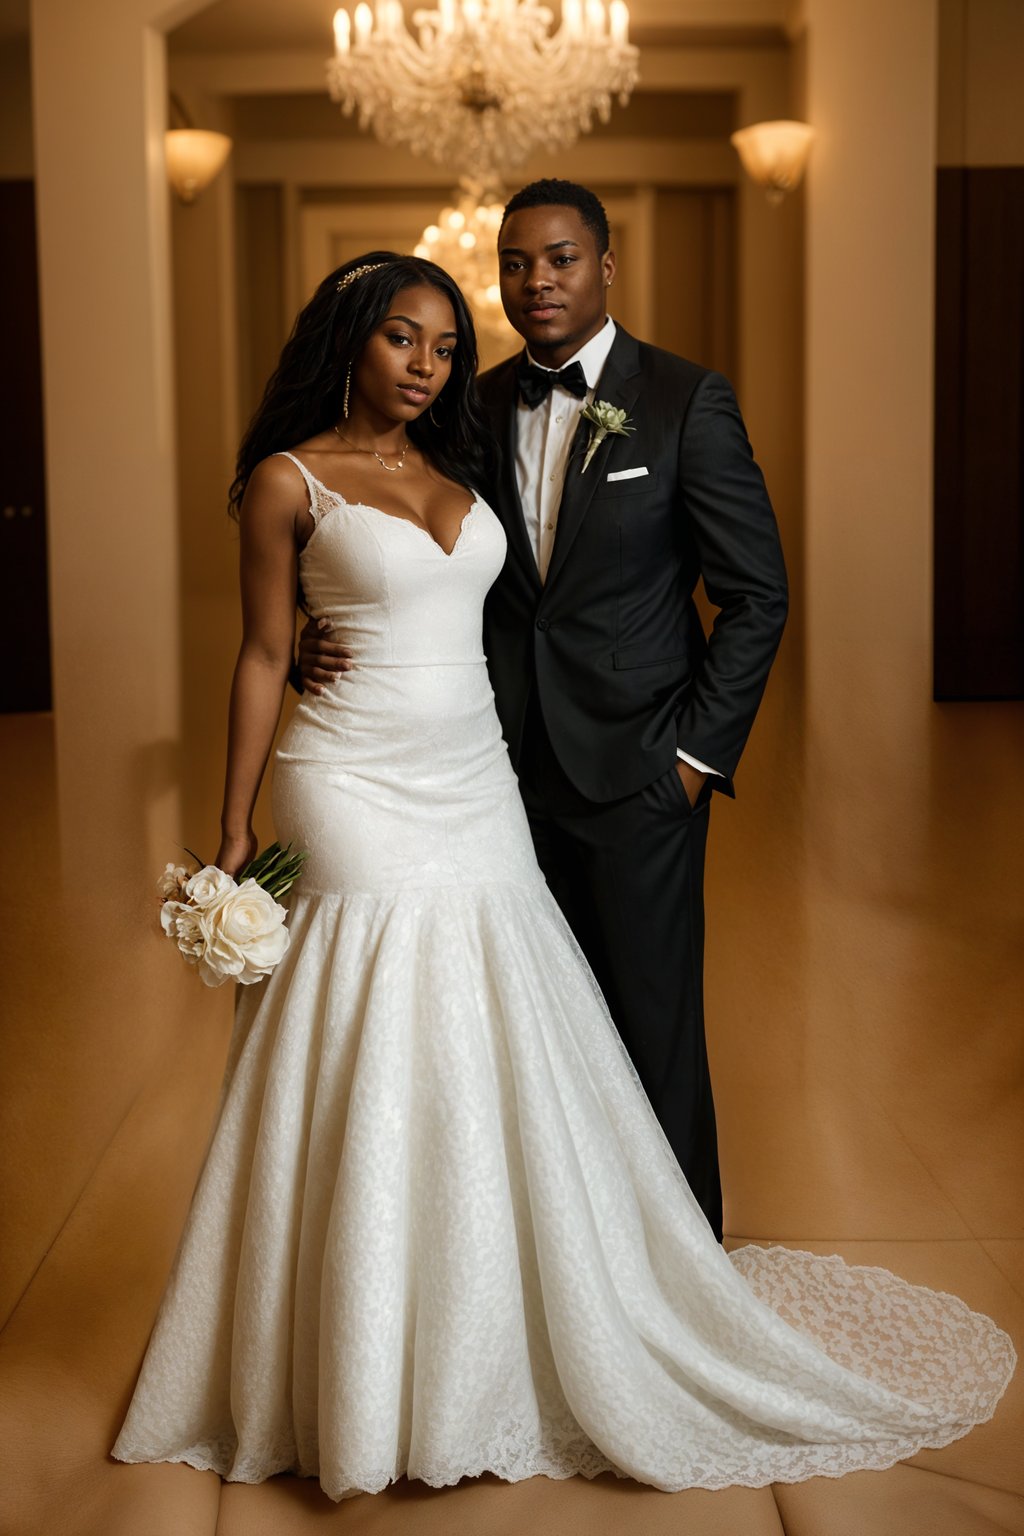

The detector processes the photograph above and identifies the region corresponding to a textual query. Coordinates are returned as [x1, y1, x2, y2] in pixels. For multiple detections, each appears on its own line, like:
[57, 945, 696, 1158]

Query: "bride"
[112, 252, 1014, 1500]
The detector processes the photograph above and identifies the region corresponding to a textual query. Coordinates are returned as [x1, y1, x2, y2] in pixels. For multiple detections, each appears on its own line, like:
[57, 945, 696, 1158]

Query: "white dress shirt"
[515, 316, 617, 582]
[513, 316, 719, 781]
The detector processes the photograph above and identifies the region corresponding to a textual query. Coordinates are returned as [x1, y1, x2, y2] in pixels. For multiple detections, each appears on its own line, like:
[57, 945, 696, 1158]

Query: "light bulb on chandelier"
[413, 179, 515, 350]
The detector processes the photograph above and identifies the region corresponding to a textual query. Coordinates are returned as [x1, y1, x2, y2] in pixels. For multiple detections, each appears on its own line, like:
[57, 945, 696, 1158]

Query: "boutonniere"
[579, 399, 635, 473]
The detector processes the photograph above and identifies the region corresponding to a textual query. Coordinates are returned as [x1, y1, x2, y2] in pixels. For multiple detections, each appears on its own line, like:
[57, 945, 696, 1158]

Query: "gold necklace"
[333, 424, 407, 473]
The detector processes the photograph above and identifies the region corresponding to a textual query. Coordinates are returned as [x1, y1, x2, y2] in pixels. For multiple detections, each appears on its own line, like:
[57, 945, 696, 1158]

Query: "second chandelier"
[327, 0, 639, 184]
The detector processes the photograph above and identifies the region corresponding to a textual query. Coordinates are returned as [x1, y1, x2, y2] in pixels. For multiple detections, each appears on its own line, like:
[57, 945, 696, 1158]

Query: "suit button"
[536, 617, 550, 631]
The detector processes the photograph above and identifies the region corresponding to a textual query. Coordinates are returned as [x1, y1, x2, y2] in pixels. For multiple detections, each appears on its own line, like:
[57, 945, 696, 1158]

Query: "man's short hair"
[500, 178, 610, 257]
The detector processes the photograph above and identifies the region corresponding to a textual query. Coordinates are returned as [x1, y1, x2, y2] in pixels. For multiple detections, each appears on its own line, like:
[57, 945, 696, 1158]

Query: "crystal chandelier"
[327, 0, 639, 184]
[413, 181, 516, 345]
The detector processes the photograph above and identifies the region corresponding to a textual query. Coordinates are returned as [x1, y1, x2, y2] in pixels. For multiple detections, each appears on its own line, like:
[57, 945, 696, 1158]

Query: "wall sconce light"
[730, 119, 814, 204]
[165, 128, 232, 204]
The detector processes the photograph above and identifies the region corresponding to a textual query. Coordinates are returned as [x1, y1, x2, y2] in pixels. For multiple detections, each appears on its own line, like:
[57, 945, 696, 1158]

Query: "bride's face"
[351, 284, 457, 424]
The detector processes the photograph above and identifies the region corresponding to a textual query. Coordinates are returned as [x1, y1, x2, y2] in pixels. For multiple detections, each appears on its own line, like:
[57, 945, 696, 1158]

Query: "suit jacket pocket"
[613, 644, 687, 670]
[593, 470, 661, 500]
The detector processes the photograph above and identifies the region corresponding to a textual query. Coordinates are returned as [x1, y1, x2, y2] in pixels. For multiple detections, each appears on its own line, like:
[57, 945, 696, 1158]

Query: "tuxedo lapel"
[491, 356, 542, 592]
[544, 327, 643, 592]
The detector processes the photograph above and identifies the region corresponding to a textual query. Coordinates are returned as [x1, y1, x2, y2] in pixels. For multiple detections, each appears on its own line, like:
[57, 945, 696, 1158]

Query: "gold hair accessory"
[336, 261, 388, 293]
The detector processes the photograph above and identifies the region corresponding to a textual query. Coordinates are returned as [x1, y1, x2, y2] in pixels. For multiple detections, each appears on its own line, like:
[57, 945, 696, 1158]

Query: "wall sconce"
[730, 120, 814, 204]
[165, 128, 232, 205]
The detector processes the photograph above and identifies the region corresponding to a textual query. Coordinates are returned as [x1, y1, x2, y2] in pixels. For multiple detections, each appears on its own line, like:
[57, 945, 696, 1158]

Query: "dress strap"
[274, 450, 332, 525]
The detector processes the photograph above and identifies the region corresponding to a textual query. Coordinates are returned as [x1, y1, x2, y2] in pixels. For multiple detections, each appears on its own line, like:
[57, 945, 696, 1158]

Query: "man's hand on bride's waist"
[297, 615, 354, 695]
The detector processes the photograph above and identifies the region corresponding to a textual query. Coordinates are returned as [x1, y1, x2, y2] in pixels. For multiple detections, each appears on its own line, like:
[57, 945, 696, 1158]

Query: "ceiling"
[228, 87, 737, 143]
[0, 0, 796, 51]
[167, 0, 792, 54]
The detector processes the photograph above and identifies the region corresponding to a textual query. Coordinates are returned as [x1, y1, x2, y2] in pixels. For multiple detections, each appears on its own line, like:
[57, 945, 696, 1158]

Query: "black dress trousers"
[517, 692, 723, 1243]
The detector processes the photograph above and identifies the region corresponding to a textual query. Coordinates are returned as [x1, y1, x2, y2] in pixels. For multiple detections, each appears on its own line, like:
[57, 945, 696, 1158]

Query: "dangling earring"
[429, 395, 443, 427]
[343, 364, 352, 419]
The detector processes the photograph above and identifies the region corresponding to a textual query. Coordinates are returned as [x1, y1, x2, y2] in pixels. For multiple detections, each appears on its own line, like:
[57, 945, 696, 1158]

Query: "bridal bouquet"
[158, 842, 308, 988]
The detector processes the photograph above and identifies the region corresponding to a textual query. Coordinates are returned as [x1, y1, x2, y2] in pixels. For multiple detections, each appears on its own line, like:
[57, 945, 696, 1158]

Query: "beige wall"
[803, 0, 939, 883]
[32, 0, 180, 891]
[171, 161, 249, 852]
[12, 0, 233, 1318]
[777, 0, 1024, 1228]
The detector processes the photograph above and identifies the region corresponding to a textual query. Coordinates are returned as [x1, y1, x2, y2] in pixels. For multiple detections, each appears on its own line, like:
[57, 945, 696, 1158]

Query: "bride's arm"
[216, 458, 304, 876]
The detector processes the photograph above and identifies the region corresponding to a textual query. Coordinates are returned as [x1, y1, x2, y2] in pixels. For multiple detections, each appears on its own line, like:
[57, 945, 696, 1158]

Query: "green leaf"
[239, 840, 308, 897]
[239, 841, 285, 882]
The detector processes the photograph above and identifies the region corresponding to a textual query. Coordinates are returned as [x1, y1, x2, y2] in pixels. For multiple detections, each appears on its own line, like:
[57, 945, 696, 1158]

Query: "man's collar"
[524, 316, 617, 390]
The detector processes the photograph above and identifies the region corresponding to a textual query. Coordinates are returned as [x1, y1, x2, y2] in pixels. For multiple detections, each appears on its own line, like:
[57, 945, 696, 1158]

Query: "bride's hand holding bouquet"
[158, 835, 307, 989]
[216, 827, 259, 879]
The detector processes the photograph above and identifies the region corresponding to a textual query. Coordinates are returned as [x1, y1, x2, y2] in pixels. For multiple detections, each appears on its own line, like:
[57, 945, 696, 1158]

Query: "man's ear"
[602, 248, 617, 290]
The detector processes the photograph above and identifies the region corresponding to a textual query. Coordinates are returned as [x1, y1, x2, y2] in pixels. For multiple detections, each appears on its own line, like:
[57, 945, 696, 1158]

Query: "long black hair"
[229, 251, 492, 518]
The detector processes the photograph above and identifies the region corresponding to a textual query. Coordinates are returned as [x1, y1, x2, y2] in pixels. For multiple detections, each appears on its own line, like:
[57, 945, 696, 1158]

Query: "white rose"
[158, 863, 190, 900]
[197, 878, 289, 987]
[185, 864, 237, 910]
[159, 900, 206, 964]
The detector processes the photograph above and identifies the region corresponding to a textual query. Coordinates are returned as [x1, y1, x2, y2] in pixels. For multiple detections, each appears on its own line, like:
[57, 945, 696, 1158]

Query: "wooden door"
[0, 181, 51, 713]
[934, 167, 1024, 699]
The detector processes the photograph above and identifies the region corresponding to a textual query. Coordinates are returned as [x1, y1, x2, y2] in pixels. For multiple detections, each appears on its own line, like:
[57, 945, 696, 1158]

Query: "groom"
[481, 179, 787, 1244]
[303, 180, 787, 1240]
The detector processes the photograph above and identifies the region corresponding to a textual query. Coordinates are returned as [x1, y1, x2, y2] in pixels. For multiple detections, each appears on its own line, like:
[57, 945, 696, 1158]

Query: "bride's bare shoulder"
[240, 452, 313, 530]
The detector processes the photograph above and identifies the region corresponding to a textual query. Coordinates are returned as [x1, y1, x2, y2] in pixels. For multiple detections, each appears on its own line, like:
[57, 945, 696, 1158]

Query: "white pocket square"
[607, 467, 649, 482]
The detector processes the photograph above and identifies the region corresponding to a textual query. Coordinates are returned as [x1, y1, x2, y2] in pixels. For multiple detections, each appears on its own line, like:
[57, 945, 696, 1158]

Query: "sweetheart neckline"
[295, 460, 482, 560]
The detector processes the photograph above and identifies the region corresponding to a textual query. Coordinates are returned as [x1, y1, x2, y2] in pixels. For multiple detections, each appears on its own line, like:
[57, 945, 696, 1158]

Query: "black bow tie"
[516, 358, 589, 409]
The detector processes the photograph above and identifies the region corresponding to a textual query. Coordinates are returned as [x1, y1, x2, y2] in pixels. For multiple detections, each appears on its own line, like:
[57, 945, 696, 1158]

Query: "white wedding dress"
[112, 453, 1014, 1500]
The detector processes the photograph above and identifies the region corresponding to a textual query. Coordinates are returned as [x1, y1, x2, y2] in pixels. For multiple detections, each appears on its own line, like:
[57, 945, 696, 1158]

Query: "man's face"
[498, 203, 615, 367]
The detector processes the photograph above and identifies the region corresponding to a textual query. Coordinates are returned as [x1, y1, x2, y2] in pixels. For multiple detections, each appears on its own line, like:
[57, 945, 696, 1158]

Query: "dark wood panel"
[235, 183, 286, 426]
[934, 167, 1024, 700]
[652, 186, 736, 379]
[0, 180, 51, 714]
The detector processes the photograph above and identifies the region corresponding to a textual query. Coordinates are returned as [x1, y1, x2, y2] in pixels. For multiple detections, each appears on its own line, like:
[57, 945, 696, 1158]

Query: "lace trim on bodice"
[275, 450, 340, 526]
[273, 450, 483, 560]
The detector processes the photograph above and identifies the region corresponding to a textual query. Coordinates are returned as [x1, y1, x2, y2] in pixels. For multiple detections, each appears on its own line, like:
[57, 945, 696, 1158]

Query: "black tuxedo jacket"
[477, 326, 788, 803]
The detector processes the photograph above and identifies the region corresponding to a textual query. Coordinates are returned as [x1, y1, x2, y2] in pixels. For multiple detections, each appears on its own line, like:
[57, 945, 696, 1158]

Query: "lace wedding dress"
[112, 453, 1015, 1500]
